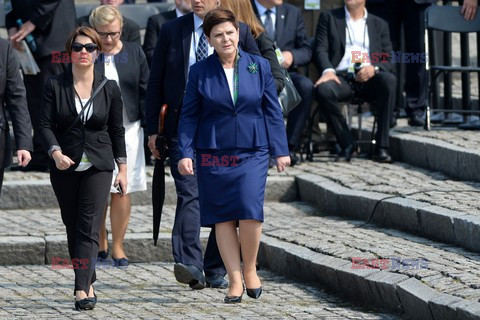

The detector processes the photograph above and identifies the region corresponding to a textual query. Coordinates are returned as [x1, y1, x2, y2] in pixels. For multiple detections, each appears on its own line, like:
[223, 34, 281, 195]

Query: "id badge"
[4, 0, 12, 14]
[305, 0, 320, 10]
[275, 47, 285, 65]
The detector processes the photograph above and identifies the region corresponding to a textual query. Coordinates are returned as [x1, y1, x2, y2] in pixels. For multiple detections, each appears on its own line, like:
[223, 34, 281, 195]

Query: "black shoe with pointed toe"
[246, 287, 262, 299]
[74, 297, 95, 311]
[224, 294, 243, 303]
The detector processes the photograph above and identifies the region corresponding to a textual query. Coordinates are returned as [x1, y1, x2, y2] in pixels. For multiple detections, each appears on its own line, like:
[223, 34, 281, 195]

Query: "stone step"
[2, 202, 480, 319]
[291, 157, 480, 254]
[0, 167, 296, 209]
[261, 202, 480, 320]
[353, 117, 480, 182]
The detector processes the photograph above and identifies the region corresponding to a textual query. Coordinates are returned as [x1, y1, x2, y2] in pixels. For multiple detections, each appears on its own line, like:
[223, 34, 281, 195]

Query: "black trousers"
[0, 169, 3, 197]
[166, 137, 226, 277]
[315, 72, 396, 149]
[50, 167, 112, 294]
[24, 56, 67, 167]
[367, 0, 429, 116]
[287, 72, 313, 150]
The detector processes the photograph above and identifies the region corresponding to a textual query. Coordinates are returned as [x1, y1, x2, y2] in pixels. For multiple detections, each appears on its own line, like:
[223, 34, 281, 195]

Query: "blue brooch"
[247, 62, 259, 74]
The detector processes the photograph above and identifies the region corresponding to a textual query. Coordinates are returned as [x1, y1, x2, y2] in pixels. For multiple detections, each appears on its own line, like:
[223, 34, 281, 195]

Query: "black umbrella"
[153, 104, 168, 246]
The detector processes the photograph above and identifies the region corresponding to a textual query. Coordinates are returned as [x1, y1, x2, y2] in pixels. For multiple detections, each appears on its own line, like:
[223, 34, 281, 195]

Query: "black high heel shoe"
[246, 287, 262, 299]
[224, 293, 243, 304]
[74, 297, 95, 311]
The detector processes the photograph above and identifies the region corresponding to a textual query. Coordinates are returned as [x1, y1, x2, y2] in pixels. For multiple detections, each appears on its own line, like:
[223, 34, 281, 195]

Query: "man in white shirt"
[313, 0, 396, 163]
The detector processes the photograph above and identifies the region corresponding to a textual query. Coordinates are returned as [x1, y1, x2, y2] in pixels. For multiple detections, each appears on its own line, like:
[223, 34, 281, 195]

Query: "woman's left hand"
[276, 156, 291, 173]
[115, 164, 128, 196]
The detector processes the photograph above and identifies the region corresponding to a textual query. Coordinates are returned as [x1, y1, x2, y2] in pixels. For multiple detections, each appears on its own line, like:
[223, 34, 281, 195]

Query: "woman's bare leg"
[239, 220, 262, 289]
[110, 193, 131, 259]
[215, 221, 243, 297]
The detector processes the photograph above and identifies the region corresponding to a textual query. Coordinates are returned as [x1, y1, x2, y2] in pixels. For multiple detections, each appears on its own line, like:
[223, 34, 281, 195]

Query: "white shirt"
[74, 96, 93, 172]
[104, 55, 130, 127]
[188, 14, 214, 71]
[223, 68, 235, 103]
[324, 6, 371, 75]
[254, 0, 276, 32]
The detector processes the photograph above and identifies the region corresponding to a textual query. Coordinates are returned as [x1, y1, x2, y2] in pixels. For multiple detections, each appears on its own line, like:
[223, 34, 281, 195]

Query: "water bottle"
[16, 19, 37, 52]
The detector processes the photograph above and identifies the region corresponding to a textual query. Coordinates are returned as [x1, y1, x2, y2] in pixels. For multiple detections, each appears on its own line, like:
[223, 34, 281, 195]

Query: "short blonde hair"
[89, 5, 124, 30]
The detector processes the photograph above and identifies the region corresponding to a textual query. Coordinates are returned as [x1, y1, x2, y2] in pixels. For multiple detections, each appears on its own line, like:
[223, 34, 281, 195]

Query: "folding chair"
[424, 5, 480, 130]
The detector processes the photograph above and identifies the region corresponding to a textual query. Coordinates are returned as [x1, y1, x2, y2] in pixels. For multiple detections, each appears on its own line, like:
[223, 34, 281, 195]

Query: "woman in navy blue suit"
[178, 9, 290, 303]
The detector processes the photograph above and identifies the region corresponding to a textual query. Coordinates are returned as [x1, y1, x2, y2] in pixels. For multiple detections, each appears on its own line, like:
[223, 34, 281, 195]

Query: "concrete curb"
[258, 234, 480, 320]
[296, 174, 480, 253]
[0, 176, 297, 210]
[355, 127, 480, 182]
[0, 232, 211, 266]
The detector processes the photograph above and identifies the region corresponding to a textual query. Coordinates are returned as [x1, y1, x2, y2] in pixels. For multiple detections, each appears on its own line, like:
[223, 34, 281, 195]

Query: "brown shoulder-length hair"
[65, 27, 102, 56]
[219, 0, 264, 39]
[202, 9, 239, 38]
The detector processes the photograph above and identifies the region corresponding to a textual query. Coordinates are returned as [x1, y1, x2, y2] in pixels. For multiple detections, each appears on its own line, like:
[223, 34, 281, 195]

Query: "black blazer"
[5, 0, 76, 59]
[39, 69, 126, 173]
[145, 12, 261, 138]
[252, 1, 312, 69]
[143, 9, 177, 65]
[95, 41, 149, 124]
[77, 15, 141, 45]
[0, 39, 33, 168]
[256, 32, 285, 94]
[314, 8, 394, 74]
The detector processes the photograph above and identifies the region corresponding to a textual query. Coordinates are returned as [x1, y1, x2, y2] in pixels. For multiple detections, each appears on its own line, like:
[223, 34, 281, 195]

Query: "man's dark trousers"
[167, 137, 225, 277]
[315, 72, 396, 150]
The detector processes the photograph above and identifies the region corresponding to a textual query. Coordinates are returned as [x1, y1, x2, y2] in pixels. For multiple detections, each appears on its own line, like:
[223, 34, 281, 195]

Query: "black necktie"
[264, 9, 275, 40]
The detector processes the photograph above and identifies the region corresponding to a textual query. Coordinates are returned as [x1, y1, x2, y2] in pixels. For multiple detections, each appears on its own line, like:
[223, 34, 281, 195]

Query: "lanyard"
[233, 51, 239, 105]
[74, 89, 93, 125]
[346, 19, 367, 51]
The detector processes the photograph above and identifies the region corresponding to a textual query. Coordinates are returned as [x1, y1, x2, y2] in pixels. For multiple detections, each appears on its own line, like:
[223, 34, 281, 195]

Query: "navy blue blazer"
[146, 12, 261, 139]
[178, 50, 289, 159]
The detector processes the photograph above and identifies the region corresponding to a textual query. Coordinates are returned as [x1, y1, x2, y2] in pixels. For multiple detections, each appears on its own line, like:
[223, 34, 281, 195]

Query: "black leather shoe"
[373, 148, 392, 163]
[206, 274, 228, 288]
[289, 151, 299, 167]
[74, 297, 95, 311]
[224, 293, 243, 303]
[408, 114, 423, 127]
[246, 287, 262, 299]
[174, 263, 205, 290]
[112, 256, 129, 269]
[336, 144, 356, 162]
[458, 119, 480, 130]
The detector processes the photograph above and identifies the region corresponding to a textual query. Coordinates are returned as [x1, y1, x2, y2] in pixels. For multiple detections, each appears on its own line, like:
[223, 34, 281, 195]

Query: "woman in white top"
[89, 5, 149, 267]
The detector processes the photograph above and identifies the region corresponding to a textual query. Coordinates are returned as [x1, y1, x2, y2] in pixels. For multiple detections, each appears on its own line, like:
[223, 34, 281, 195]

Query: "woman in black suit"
[89, 5, 149, 267]
[39, 26, 126, 310]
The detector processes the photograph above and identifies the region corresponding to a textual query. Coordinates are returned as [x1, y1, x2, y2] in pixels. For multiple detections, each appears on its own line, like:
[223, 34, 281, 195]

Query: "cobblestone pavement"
[264, 202, 480, 302]
[0, 262, 402, 319]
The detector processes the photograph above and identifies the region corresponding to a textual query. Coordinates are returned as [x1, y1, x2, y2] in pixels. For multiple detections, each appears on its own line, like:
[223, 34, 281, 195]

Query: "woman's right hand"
[52, 151, 75, 170]
[178, 158, 194, 175]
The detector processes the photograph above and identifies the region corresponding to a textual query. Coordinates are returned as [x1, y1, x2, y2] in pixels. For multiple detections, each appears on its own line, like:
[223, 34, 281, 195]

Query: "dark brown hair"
[202, 8, 239, 38]
[65, 26, 102, 55]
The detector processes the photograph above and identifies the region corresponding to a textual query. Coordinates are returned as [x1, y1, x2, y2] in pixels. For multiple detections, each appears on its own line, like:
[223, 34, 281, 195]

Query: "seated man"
[313, 0, 396, 163]
[77, 0, 141, 44]
[252, 0, 314, 166]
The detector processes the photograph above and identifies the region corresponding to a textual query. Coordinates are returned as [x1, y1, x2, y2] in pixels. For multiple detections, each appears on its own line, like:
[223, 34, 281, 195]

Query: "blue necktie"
[196, 31, 208, 62]
[264, 9, 275, 40]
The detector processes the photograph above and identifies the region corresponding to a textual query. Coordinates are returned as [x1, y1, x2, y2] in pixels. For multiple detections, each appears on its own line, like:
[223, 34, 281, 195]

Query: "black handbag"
[278, 68, 302, 116]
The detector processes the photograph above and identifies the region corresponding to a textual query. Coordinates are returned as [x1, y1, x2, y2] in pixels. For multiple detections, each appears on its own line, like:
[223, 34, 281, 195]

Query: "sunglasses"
[71, 42, 98, 53]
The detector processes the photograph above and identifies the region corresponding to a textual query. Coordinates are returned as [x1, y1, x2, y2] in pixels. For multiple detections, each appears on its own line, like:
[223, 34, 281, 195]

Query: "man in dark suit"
[0, 39, 32, 195]
[6, 0, 75, 172]
[313, 0, 396, 163]
[77, 0, 141, 45]
[252, 0, 313, 166]
[144, 0, 192, 65]
[366, 0, 437, 127]
[146, 0, 261, 290]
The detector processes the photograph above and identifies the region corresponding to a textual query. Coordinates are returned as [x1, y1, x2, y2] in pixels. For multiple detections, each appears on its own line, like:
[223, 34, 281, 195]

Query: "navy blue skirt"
[195, 147, 269, 227]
